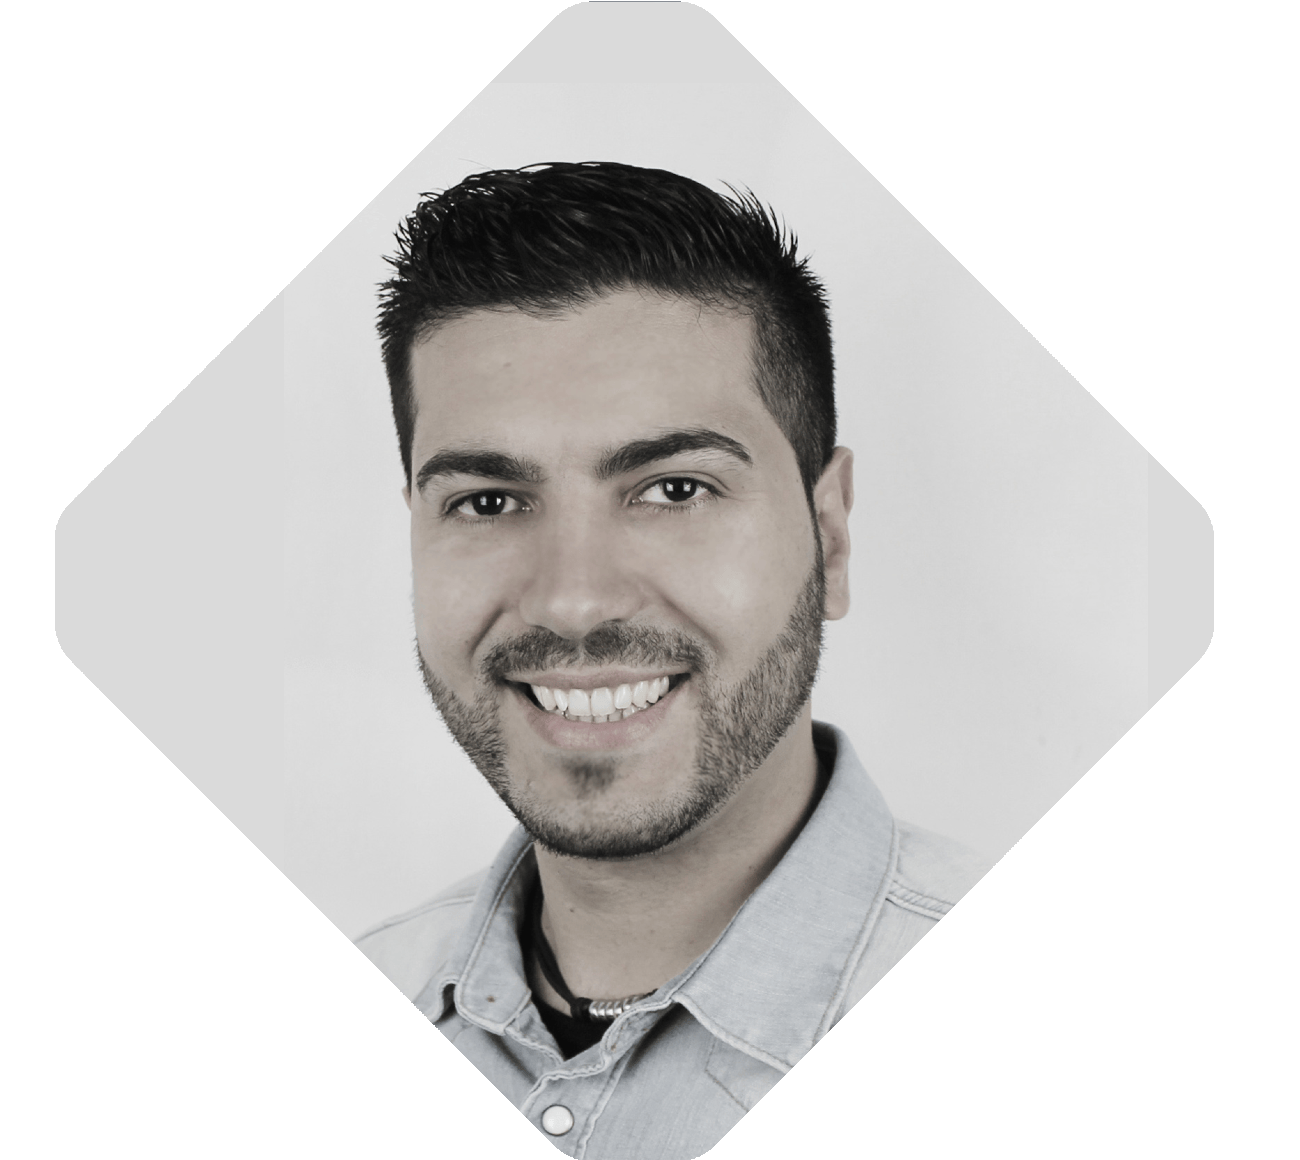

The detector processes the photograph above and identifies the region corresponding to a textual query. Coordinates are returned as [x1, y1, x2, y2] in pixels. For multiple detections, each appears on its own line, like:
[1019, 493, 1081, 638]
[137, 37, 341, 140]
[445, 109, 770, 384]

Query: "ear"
[813, 447, 854, 620]
[403, 483, 412, 511]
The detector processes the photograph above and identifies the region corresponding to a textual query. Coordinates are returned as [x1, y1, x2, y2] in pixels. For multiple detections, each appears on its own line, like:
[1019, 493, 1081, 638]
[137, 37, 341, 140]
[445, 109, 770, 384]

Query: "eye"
[637, 477, 711, 506]
[451, 491, 525, 519]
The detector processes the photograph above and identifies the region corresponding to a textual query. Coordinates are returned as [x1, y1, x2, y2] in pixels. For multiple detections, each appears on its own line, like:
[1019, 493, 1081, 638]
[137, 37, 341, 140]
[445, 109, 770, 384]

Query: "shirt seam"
[706, 1068, 751, 1114]
[520, 1052, 610, 1095]
[704, 1036, 766, 1114]
[673, 992, 792, 1075]
[886, 881, 953, 920]
[353, 891, 478, 943]
[572, 1049, 637, 1160]
[446, 842, 536, 1033]
[819, 818, 901, 1037]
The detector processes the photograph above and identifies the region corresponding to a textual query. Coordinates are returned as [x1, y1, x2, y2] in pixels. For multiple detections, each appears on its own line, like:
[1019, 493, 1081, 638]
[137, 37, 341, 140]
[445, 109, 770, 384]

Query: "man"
[357, 162, 989, 1159]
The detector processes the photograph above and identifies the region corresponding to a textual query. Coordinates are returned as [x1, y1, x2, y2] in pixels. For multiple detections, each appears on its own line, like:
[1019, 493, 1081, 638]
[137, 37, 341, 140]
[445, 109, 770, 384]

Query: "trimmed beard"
[418, 559, 826, 860]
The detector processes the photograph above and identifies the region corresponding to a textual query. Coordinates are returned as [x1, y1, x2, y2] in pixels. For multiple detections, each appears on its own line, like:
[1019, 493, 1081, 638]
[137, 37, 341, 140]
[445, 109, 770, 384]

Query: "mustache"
[480, 623, 711, 683]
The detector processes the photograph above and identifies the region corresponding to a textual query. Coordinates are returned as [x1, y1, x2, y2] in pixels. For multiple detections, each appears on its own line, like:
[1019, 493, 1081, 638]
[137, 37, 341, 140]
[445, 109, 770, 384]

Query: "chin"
[499, 752, 738, 862]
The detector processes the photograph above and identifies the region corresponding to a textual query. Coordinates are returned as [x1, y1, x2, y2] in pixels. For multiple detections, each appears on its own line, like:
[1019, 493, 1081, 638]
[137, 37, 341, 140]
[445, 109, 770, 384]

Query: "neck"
[529, 709, 823, 1007]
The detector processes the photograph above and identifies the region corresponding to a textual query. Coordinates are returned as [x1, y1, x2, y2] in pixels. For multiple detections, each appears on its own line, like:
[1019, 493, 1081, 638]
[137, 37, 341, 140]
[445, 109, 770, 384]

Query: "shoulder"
[839, 822, 994, 1014]
[887, 820, 995, 918]
[354, 869, 488, 1000]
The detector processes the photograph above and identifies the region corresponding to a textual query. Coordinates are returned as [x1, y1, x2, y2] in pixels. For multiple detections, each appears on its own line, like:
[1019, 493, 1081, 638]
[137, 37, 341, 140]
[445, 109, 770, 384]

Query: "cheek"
[410, 535, 511, 660]
[651, 509, 814, 653]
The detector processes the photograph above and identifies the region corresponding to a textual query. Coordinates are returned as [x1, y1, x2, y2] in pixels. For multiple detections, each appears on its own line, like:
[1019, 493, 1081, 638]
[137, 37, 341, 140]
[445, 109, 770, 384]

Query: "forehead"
[407, 290, 780, 464]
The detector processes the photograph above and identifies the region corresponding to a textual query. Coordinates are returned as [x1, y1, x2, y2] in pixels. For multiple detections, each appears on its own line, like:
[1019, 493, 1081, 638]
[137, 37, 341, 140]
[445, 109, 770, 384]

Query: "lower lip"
[514, 683, 682, 750]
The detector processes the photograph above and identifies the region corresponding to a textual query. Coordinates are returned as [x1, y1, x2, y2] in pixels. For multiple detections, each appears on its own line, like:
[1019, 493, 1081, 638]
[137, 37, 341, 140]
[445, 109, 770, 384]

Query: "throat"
[525, 724, 830, 1008]
[525, 875, 652, 1024]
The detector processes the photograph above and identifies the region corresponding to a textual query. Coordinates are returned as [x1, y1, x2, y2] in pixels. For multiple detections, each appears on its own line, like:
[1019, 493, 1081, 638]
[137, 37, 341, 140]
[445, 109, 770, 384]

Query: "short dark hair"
[377, 161, 836, 496]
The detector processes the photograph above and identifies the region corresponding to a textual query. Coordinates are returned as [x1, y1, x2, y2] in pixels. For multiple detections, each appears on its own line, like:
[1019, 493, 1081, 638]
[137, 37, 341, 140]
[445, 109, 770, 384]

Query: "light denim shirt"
[357, 724, 991, 1159]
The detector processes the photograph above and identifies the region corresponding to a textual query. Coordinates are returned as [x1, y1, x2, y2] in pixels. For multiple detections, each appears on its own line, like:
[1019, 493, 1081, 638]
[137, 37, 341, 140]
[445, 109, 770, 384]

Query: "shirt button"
[541, 1105, 575, 1136]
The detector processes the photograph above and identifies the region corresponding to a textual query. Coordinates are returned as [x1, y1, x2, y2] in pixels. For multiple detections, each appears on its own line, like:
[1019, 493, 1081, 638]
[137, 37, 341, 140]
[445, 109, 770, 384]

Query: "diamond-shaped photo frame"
[34, 4, 1251, 1159]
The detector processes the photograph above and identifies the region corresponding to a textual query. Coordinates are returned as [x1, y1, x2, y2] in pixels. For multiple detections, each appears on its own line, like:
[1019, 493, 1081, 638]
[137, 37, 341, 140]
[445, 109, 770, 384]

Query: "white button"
[541, 1105, 575, 1136]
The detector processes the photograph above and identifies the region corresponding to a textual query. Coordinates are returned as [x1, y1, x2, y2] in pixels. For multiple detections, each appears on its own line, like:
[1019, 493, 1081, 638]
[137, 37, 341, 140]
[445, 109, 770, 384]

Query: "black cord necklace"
[527, 878, 651, 1023]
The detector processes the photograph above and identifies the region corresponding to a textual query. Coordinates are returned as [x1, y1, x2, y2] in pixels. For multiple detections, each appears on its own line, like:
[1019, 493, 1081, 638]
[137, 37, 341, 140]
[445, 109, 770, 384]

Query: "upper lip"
[506, 669, 687, 690]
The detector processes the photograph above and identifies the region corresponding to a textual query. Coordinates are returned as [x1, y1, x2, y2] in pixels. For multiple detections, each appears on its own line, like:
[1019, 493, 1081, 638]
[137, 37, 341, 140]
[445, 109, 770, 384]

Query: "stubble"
[418, 561, 826, 860]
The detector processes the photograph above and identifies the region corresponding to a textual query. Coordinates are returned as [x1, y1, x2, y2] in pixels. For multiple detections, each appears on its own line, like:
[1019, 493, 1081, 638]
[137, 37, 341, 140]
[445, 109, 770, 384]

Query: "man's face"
[406, 289, 848, 859]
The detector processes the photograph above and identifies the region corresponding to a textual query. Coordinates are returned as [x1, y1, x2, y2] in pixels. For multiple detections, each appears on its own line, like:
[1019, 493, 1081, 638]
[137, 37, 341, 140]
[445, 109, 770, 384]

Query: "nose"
[516, 508, 644, 640]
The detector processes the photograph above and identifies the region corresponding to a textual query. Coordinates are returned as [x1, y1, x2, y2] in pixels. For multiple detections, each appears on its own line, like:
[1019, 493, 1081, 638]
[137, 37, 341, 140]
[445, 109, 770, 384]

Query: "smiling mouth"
[516, 674, 690, 723]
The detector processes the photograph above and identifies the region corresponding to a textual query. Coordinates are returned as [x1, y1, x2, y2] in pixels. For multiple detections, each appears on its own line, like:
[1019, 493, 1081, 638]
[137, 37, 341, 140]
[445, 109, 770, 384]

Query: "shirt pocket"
[703, 1037, 783, 1112]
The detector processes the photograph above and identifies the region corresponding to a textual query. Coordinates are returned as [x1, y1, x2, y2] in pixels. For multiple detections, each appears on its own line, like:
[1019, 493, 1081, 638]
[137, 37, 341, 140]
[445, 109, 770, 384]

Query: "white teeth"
[567, 688, 592, 716]
[643, 677, 672, 704]
[529, 676, 678, 721]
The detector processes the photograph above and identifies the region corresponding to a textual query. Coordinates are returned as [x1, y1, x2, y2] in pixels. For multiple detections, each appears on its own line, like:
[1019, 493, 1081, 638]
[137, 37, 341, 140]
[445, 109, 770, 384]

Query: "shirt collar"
[413, 829, 536, 1029]
[415, 723, 898, 1070]
[670, 723, 897, 1069]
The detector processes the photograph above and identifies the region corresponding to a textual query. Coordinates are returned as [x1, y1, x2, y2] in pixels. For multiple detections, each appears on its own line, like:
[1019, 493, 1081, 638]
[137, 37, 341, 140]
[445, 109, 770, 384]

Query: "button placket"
[522, 1070, 598, 1146]
[523, 1043, 637, 1155]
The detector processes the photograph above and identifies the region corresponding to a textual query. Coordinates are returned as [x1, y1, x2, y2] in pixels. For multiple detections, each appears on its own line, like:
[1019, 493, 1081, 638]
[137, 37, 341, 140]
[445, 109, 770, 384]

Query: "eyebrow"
[413, 427, 753, 493]
[414, 448, 546, 492]
[594, 428, 753, 480]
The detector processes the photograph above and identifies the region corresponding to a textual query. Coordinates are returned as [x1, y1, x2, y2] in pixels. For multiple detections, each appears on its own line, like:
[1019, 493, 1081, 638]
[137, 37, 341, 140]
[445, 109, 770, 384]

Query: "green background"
[7, 0, 1289, 1154]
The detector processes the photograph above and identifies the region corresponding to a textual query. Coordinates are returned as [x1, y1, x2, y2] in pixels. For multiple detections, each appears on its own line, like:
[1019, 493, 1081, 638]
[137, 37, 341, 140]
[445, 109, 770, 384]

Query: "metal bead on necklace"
[583, 992, 649, 1021]
[528, 879, 651, 1023]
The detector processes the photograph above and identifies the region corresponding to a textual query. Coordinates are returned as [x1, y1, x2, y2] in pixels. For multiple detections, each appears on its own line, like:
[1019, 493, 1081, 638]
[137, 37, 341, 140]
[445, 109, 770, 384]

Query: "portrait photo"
[50, 5, 1219, 1159]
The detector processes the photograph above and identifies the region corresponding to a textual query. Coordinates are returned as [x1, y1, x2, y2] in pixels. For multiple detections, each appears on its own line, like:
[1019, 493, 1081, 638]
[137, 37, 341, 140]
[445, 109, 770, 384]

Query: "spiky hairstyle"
[376, 161, 836, 495]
